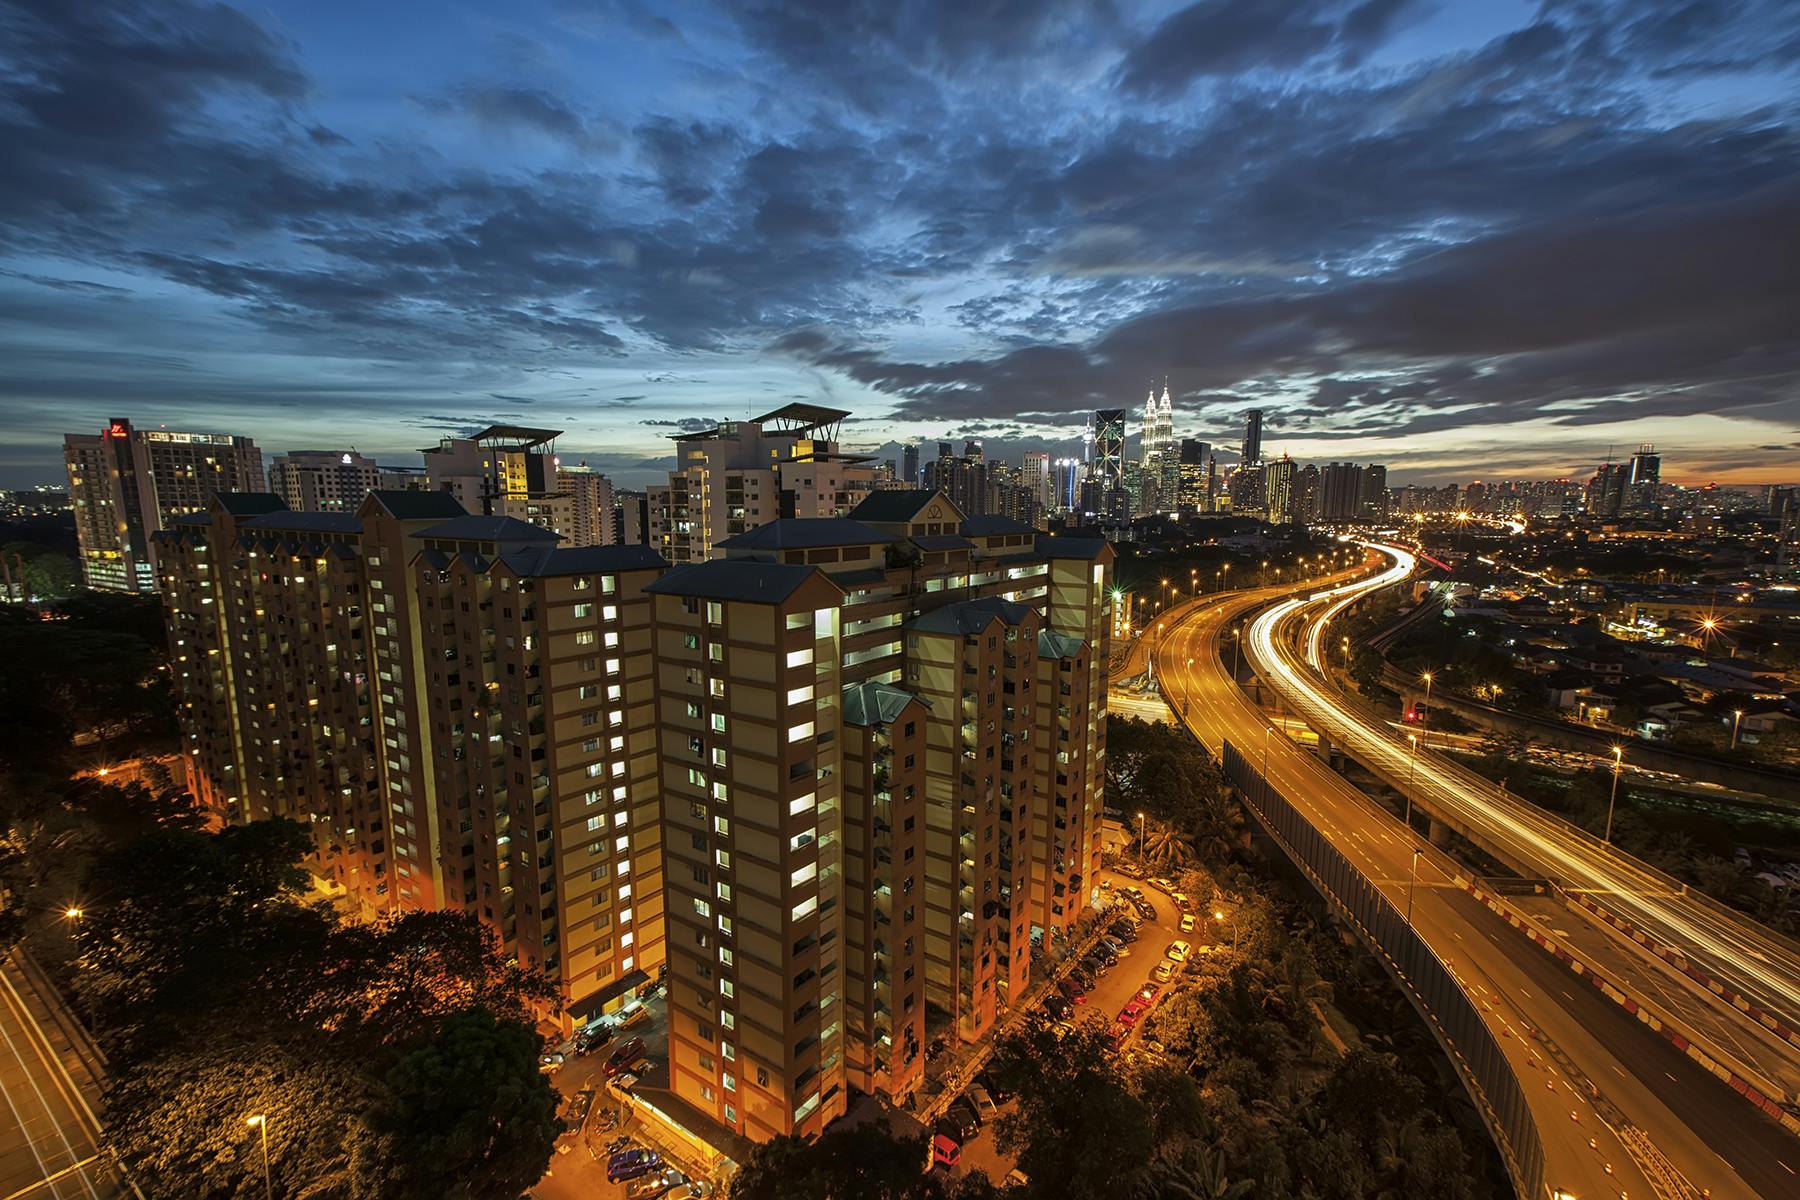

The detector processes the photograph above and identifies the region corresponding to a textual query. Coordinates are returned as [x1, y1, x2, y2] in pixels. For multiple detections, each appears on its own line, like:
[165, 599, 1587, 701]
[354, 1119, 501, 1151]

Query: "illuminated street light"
[1603, 746, 1624, 844]
[245, 1114, 273, 1200]
[1731, 708, 1744, 751]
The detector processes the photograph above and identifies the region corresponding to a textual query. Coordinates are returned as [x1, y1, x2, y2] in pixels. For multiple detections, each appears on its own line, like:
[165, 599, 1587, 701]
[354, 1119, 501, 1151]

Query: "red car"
[1135, 983, 1160, 1007]
[1118, 998, 1149, 1026]
[605, 1037, 647, 1078]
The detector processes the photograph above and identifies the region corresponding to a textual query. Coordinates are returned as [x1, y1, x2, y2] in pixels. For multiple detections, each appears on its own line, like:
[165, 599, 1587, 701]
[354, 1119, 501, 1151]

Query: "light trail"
[1249, 545, 1800, 1069]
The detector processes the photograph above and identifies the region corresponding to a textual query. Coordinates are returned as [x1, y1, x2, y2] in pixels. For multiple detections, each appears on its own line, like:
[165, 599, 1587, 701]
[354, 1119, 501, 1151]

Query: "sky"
[2, 0, 1798, 490]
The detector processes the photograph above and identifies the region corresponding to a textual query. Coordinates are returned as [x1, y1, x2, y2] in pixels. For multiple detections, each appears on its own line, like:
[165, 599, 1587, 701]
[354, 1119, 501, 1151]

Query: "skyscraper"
[556, 461, 619, 546]
[902, 440, 921, 487]
[1586, 462, 1628, 517]
[1626, 445, 1661, 513]
[1021, 451, 1053, 511]
[1263, 455, 1297, 524]
[65, 418, 265, 592]
[1320, 462, 1364, 521]
[1089, 409, 1127, 522]
[1138, 384, 1176, 514]
[1240, 408, 1264, 470]
[1360, 465, 1389, 519]
[1178, 439, 1210, 511]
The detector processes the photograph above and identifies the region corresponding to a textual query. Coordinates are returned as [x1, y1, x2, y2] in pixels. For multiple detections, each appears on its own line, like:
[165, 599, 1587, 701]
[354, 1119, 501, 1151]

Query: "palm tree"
[1143, 821, 1196, 872]
[1136, 1145, 1254, 1199]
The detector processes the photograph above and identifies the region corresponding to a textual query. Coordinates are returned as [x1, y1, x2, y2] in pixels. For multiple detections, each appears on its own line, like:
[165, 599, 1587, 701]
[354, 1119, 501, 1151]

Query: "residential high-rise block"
[1319, 462, 1364, 521]
[268, 449, 382, 512]
[902, 441, 921, 488]
[65, 418, 265, 592]
[1263, 454, 1297, 524]
[156, 488, 670, 1018]
[423, 425, 579, 539]
[1360, 465, 1389, 519]
[647, 405, 874, 565]
[557, 462, 619, 547]
[1178, 439, 1210, 511]
[1021, 452, 1053, 511]
[1626, 445, 1661, 513]
[158, 478, 1113, 1155]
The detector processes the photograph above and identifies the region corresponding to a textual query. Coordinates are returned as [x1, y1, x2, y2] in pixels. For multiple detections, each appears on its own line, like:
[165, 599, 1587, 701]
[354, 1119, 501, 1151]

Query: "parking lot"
[533, 993, 716, 1200]
[946, 866, 1188, 1185]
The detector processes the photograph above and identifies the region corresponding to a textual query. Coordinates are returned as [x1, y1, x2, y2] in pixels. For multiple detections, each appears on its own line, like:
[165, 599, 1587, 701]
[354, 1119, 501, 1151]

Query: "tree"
[729, 1123, 940, 1200]
[21, 552, 78, 600]
[991, 1020, 1153, 1199]
[1133, 1144, 1253, 1200]
[357, 1007, 563, 1200]
[1142, 822, 1196, 873]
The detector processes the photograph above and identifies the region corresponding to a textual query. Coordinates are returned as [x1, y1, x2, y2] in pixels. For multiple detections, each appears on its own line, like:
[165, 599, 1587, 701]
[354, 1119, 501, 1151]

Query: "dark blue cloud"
[0, 0, 1797, 487]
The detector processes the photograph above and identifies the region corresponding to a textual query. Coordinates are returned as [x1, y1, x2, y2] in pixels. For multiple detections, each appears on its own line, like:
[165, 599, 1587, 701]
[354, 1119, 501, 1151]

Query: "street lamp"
[1731, 709, 1744, 751]
[1603, 746, 1624, 844]
[245, 1114, 273, 1200]
[1407, 846, 1422, 924]
[1420, 671, 1434, 747]
[1340, 635, 1350, 672]
[1405, 733, 1418, 830]
[1137, 811, 1147, 868]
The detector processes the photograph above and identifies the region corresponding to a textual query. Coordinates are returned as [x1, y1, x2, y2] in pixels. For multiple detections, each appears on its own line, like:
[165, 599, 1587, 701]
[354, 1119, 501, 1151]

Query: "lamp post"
[1339, 636, 1350, 672]
[1405, 733, 1418, 830]
[1420, 671, 1434, 747]
[1603, 745, 1624, 844]
[1731, 709, 1744, 751]
[1407, 846, 1422, 924]
[1214, 908, 1235, 946]
[1261, 723, 1273, 778]
[1137, 811, 1147, 868]
[246, 1114, 273, 1200]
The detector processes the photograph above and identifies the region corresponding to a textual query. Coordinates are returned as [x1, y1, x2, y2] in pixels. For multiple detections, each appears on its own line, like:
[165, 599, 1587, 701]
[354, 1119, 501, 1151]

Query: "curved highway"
[1257, 545, 1800, 1103]
[1150, 560, 1798, 1199]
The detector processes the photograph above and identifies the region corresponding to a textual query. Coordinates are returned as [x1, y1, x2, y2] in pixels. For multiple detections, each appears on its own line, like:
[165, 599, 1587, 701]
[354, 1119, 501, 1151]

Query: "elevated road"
[1267, 547, 1800, 1107]
[1153, 564, 1797, 1199]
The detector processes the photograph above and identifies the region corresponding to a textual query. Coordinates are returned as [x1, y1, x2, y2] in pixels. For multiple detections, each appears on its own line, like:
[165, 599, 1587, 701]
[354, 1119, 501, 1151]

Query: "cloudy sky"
[3, 0, 1798, 489]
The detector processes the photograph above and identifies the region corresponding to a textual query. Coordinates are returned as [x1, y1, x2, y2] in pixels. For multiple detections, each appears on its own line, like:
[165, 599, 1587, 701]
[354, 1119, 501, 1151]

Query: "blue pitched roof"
[715, 518, 894, 551]
[909, 595, 1034, 635]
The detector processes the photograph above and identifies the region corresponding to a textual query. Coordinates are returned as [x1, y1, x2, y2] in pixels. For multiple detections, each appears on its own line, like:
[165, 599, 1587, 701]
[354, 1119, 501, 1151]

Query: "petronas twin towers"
[1139, 381, 1180, 514]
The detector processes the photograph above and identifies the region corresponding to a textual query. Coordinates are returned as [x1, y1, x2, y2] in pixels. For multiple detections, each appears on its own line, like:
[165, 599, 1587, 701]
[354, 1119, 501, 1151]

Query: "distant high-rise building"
[1626, 444, 1661, 513]
[1319, 462, 1363, 521]
[1089, 409, 1128, 522]
[65, 417, 264, 592]
[1263, 455, 1297, 524]
[1138, 384, 1176, 514]
[924, 443, 998, 516]
[1178, 439, 1210, 511]
[1360, 465, 1388, 519]
[1054, 458, 1083, 513]
[1240, 409, 1264, 469]
[1586, 463, 1628, 518]
[1294, 463, 1321, 524]
[647, 405, 875, 563]
[555, 462, 619, 547]
[1021, 451, 1053, 511]
[902, 441, 921, 487]
[267, 450, 381, 513]
[423, 425, 577, 541]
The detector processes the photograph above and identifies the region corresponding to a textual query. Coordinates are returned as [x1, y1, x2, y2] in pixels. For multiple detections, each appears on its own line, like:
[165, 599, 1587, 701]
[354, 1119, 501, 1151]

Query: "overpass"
[1152, 559, 1798, 1199]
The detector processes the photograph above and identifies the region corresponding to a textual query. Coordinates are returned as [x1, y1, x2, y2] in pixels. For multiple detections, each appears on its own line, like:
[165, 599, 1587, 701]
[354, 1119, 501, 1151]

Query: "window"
[711, 713, 727, 733]
[573, 603, 593, 618]
[719, 979, 735, 999]
[684, 634, 699, 650]
[575, 630, 596, 645]
[721, 1010, 735, 1031]
[686, 702, 701, 720]
[693, 898, 711, 918]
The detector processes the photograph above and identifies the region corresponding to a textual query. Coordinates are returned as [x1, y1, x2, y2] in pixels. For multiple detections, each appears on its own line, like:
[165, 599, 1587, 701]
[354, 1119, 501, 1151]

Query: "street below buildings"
[0, 951, 127, 1200]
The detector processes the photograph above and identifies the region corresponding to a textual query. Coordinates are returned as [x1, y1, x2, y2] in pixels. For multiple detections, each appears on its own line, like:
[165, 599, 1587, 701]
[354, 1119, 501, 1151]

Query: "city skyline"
[4, 1, 1799, 489]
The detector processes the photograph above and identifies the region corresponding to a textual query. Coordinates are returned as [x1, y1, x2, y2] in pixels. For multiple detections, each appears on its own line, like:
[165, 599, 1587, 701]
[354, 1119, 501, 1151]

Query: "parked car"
[1045, 994, 1075, 1021]
[1080, 954, 1109, 977]
[1119, 998, 1149, 1026]
[673, 1181, 714, 1199]
[1132, 898, 1157, 921]
[976, 1070, 1014, 1105]
[1108, 919, 1139, 943]
[1170, 891, 1193, 912]
[576, 1024, 614, 1055]
[618, 1002, 653, 1029]
[1108, 1022, 1132, 1051]
[1069, 963, 1098, 989]
[607, 1149, 663, 1184]
[629, 1167, 687, 1199]
[965, 1086, 999, 1119]
[1135, 983, 1161, 1007]
[1164, 940, 1192, 962]
[1115, 861, 1144, 879]
[1056, 978, 1085, 1004]
[605, 1037, 648, 1078]
[537, 1051, 566, 1073]
[1099, 936, 1129, 957]
[942, 1101, 982, 1141]
[1179, 913, 1196, 933]
[1091, 943, 1118, 967]
[1151, 960, 1175, 983]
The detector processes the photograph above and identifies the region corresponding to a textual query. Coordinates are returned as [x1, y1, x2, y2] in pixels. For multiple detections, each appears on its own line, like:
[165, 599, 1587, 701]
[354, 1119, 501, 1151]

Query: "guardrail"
[1221, 740, 1546, 1200]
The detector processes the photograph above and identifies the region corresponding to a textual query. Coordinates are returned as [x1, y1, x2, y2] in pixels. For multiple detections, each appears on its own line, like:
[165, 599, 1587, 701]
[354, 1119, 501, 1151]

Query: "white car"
[1178, 913, 1196, 933]
[1164, 941, 1192, 963]
[1151, 960, 1174, 983]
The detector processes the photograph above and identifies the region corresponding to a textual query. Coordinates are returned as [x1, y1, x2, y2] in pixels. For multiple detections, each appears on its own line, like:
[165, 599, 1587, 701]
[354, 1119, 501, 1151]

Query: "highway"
[1266, 546, 1800, 1104]
[0, 952, 125, 1200]
[1148, 563, 1797, 1200]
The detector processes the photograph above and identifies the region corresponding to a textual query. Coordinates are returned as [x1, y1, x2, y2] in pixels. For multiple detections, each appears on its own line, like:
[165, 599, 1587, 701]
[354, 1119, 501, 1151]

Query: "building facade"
[65, 418, 265, 592]
[267, 450, 382, 513]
